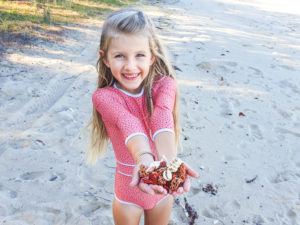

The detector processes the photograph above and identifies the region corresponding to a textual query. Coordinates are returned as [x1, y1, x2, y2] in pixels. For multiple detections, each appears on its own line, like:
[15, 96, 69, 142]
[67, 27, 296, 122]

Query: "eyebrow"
[111, 51, 147, 55]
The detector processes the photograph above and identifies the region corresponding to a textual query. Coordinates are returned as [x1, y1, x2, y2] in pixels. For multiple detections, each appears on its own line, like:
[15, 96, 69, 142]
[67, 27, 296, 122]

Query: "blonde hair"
[87, 8, 180, 165]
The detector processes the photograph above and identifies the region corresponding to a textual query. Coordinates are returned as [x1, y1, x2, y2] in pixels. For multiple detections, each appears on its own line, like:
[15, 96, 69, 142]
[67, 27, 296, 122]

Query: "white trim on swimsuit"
[113, 83, 144, 97]
[125, 132, 148, 145]
[114, 193, 170, 210]
[117, 170, 133, 177]
[152, 128, 174, 140]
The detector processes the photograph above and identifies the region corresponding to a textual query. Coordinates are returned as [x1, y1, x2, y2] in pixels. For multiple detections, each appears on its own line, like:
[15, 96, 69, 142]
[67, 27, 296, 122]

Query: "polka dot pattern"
[92, 76, 177, 209]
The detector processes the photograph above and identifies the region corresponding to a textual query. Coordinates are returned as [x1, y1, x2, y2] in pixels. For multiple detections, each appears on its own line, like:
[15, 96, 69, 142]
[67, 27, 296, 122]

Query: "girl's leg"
[112, 198, 143, 225]
[144, 195, 174, 225]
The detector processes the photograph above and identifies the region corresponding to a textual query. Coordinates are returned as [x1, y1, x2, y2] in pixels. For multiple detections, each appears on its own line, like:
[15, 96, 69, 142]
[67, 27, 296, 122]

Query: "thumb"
[130, 165, 140, 187]
[130, 176, 139, 187]
[184, 163, 199, 178]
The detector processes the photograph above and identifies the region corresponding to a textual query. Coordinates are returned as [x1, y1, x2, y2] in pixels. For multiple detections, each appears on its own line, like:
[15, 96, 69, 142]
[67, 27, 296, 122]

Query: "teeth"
[123, 73, 139, 78]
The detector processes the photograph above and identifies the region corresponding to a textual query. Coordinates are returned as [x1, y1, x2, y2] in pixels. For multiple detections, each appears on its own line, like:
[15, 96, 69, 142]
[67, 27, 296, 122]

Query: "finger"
[171, 187, 184, 196]
[139, 183, 155, 195]
[171, 192, 178, 197]
[145, 166, 155, 173]
[184, 163, 199, 178]
[177, 187, 184, 194]
[129, 166, 140, 187]
[183, 177, 191, 192]
[130, 177, 139, 187]
[150, 185, 167, 194]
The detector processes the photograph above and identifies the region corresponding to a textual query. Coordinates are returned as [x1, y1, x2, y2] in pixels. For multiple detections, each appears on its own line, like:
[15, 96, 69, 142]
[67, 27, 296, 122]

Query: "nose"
[124, 57, 137, 71]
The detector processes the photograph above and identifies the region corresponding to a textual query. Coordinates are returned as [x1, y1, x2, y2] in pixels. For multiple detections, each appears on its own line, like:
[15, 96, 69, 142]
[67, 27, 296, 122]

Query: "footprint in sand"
[231, 200, 241, 210]
[274, 107, 293, 120]
[202, 205, 228, 221]
[229, 97, 240, 108]
[251, 215, 265, 224]
[20, 171, 44, 180]
[78, 201, 110, 217]
[270, 170, 300, 183]
[220, 97, 233, 117]
[249, 124, 263, 140]
[224, 155, 240, 162]
[180, 96, 188, 107]
[279, 80, 300, 95]
[275, 127, 300, 138]
[277, 64, 296, 71]
[248, 66, 264, 78]
[287, 208, 297, 220]
[196, 61, 213, 73]
[224, 61, 238, 67]
[190, 186, 202, 195]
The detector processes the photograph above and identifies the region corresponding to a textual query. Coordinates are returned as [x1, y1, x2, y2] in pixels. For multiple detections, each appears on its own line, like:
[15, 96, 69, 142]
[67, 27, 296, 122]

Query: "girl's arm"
[126, 135, 154, 163]
[127, 135, 168, 195]
[150, 77, 177, 160]
[153, 131, 177, 161]
[150, 77, 199, 194]
[154, 131, 198, 195]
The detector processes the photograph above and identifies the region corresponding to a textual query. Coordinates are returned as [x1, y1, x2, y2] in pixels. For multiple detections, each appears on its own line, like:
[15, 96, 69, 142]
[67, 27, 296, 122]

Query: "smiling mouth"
[122, 73, 140, 80]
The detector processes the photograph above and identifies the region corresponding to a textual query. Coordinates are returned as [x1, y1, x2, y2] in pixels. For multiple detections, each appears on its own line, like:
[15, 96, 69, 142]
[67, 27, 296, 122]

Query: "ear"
[99, 49, 110, 68]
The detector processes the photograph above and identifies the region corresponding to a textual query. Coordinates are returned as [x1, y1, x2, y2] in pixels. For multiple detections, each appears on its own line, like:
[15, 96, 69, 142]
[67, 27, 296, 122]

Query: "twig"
[245, 175, 258, 183]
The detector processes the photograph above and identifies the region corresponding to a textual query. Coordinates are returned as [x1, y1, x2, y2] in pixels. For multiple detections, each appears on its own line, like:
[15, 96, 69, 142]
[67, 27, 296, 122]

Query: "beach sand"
[0, 0, 299, 224]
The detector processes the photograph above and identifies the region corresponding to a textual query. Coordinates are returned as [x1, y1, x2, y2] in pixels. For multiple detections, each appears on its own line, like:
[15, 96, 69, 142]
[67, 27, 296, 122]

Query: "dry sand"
[0, 0, 300, 224]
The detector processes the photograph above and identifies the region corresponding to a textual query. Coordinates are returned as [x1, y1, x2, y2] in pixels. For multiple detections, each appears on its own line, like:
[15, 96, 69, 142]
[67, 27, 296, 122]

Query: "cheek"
[109, 61, 123, 71]
[140, 60, 152, 69]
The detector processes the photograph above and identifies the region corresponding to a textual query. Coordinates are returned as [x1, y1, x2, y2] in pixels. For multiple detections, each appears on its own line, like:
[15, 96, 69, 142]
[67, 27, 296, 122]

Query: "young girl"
[88, 8, 198, 225]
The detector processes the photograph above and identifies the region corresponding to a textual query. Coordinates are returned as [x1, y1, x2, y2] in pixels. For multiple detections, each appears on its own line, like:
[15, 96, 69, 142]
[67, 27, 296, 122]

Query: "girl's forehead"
[108, 33, 150, 51]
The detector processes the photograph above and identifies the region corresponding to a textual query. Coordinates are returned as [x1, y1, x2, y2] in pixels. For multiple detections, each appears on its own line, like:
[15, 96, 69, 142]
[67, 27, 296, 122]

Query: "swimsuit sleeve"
[150, 77, 176, 140]
[92, 89, 148, 145]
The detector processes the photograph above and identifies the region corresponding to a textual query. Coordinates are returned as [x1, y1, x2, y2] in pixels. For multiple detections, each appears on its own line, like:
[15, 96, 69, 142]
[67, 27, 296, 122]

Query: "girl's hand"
[130, 158, 198, 196]
[170, 162, 199, 196]
[129, 157, 168, 195]
[130, 169, 168, 195]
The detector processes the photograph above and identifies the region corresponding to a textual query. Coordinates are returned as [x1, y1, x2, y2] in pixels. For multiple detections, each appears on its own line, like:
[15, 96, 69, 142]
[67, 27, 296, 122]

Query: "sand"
[0, 0, 299, 224]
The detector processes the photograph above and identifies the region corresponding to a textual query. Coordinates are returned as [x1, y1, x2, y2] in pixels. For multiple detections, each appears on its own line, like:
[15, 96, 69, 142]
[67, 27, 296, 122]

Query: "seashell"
[167, 157, 183, 172]
[171, 157, 182, 166]
[163, 169, 172, 181]
[149, 161, 161, 169]
[168, 165, 178, 172]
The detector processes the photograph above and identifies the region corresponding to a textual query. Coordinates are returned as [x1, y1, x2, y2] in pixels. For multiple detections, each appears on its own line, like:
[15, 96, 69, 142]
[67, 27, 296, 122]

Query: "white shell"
[168, 165, 178, 172]
[167, 157, 182, 172]
[163, 169, 172, 181]
[149, 161, 161, 169]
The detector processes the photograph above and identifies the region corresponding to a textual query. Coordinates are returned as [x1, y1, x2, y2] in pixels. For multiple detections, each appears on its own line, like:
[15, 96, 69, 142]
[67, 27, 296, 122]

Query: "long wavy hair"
[87, 8, 180, 164]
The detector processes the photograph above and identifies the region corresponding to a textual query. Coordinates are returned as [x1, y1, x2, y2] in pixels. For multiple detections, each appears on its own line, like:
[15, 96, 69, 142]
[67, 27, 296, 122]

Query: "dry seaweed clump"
[139, 158, 187, 193]
[202, 183, 218, 195]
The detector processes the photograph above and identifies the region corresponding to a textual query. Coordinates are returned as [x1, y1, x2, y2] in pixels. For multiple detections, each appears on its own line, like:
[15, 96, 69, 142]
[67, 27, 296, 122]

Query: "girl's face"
[103, 34, 155, 94]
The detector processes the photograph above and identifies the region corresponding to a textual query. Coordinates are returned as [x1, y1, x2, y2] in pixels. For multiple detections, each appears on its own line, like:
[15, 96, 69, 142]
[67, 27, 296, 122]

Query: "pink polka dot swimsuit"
[92, 76, 176, 210]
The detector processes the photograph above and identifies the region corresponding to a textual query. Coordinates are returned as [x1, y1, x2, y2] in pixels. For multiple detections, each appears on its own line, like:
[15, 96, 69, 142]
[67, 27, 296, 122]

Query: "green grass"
[0, 0, 136, 42]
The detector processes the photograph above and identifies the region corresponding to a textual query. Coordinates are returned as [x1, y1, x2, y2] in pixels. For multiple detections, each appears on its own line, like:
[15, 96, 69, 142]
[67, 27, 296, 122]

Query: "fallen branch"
[245, 175, 258, 183]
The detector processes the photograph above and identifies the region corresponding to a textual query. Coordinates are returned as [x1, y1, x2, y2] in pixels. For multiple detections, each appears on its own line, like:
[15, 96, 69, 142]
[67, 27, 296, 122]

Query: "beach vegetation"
[0, 0, 136, 44]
